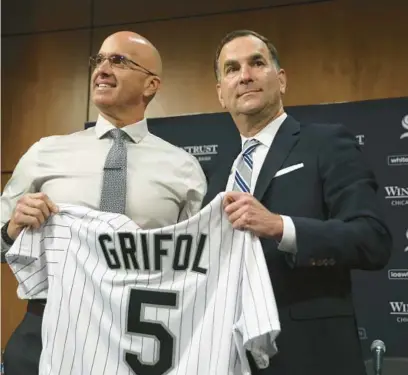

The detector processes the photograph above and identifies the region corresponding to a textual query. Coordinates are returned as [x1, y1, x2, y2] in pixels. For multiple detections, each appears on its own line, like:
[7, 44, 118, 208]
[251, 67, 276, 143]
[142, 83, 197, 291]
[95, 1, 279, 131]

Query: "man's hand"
[7, 192, 59, 240]
[223, 191, 283, 240]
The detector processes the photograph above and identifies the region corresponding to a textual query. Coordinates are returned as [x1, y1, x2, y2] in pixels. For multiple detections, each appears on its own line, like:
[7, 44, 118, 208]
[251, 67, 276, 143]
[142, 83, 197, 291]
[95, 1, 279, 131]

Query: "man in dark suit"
[203, 29, 392, 375]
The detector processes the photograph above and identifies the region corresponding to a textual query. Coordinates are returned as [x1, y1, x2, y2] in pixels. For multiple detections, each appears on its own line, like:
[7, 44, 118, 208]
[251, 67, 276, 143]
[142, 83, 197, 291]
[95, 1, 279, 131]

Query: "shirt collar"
[241, 112, 288, 149]
[94, 114, 149, 143]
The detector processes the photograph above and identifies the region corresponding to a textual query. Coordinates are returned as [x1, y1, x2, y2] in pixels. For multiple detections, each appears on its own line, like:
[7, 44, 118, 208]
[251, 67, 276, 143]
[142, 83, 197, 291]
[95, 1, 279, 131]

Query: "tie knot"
[109, 128, 126, 141]
[243, 138, 260, 156]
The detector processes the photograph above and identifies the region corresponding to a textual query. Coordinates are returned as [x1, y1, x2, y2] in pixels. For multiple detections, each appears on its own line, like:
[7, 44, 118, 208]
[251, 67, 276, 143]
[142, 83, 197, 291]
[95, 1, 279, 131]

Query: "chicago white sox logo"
[401, 115, 408, 140]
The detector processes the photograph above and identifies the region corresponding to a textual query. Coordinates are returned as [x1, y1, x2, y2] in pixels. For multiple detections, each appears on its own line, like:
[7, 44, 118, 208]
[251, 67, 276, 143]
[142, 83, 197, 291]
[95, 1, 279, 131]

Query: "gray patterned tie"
[100, 128, 128, 214]
[232, 138, 260, 193]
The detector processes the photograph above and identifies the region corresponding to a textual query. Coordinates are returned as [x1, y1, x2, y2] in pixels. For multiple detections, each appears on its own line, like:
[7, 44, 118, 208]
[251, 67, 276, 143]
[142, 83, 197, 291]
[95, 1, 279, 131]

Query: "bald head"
[100, 31, 162, 76]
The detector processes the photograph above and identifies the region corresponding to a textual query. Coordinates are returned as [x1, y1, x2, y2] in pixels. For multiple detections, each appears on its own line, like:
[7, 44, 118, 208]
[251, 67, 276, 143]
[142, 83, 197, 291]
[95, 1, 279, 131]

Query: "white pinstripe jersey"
[6, 193, 280, 375]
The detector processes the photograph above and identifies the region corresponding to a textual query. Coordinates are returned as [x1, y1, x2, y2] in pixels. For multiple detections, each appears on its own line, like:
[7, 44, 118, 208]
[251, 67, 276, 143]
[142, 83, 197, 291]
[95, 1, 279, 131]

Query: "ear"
[277, 69, 287, 96]
[144, 76, 161, 98]
[216, 82, 226, 109]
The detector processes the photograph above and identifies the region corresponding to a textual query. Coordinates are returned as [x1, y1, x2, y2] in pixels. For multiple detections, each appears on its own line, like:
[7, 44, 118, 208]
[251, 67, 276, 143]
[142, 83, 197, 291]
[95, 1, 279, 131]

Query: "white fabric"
[6, 192, 280, 375]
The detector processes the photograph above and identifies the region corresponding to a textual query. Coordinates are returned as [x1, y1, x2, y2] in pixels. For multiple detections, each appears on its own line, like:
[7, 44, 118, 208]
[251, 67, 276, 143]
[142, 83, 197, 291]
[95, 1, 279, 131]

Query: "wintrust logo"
[384, 186, 408, 206]
[401, 115, 408, 140]
[355, 134, 365, 146]
[389, 301, 408, 323]
[183, 144, 218, 162]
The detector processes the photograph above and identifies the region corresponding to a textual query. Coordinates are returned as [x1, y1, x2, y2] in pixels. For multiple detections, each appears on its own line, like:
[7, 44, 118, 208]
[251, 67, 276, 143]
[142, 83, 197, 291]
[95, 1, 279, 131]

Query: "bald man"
[1, 31, 207, 375]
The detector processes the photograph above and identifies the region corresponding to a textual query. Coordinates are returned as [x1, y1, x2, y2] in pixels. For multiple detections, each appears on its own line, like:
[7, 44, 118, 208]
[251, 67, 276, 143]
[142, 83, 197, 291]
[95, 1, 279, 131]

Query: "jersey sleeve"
[233, 232, 281, 373]
[6, 227, 49, 299]
[5, 216, 71, 300]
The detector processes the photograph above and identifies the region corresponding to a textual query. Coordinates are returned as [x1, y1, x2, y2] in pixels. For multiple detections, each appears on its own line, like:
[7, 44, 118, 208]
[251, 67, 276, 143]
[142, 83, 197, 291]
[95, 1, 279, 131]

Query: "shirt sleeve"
[233, 232, 281, 373]
[5, 227, 48, 299]
[277, 215, 297, 254]
[1, 142, 40, 253]
[178, 156, 207, 220]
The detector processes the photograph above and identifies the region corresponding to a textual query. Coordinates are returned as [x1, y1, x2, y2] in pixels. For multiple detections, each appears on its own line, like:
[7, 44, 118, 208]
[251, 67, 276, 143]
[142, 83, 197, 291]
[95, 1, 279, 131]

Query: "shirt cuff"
[277, 215, 297, 255]
[1, 237, 12, 256]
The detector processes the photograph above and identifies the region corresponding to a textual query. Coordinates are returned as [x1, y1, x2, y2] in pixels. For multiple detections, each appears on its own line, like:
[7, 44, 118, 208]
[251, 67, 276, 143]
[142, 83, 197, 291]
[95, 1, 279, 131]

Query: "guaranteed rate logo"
[384, 186, 408, 206]
[358, 327, 367, 340]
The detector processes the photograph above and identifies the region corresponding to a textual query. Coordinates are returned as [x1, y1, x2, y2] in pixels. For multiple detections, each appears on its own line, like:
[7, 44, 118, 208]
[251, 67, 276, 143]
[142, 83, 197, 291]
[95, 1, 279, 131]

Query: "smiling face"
[90, 31, 161, 122]
[216, 35, 286, 122]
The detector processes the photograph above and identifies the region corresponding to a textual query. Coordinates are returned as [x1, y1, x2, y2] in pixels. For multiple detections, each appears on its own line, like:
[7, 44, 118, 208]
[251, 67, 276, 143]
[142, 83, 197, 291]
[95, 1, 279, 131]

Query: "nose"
[95, 58, 113, 76]
[239, 64, 253, 83]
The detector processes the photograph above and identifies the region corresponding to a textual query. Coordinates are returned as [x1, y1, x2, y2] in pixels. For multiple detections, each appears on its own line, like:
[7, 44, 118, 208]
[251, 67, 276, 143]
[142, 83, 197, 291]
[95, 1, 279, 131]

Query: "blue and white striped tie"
[233, 139, 260, 193]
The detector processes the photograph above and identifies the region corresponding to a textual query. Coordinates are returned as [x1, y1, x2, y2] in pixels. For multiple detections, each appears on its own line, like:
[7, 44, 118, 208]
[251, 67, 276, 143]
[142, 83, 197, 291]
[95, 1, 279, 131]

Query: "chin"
[238, 105, 264, 115]
[92, 95, 115, 108]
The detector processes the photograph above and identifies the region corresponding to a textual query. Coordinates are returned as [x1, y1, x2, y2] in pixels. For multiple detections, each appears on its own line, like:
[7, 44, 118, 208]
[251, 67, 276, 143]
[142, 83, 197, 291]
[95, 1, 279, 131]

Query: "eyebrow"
[223, 53, 266, 69]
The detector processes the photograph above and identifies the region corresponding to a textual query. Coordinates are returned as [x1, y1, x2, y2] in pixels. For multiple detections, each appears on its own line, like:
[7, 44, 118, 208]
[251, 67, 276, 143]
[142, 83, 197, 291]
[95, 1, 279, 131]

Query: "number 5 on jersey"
[125, 288, 178, 375]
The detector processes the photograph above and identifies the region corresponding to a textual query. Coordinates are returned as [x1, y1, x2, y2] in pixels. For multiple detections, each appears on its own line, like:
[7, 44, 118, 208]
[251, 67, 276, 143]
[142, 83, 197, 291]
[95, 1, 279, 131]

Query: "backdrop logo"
[183, 144, 218, 162]
[355, 134, 365, 146]
[384, 186, 408, 206]
[401, 115, 408, 139]
[389, 301, 408, 323]
[358, 327, 367, 340]
[405, 228, 408, 253]
[388, 269, 408, 280]
[387, 154, 408, 166]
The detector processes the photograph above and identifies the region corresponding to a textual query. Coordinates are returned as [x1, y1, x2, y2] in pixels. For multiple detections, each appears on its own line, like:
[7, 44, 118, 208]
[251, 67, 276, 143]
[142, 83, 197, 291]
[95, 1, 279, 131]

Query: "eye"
[94, 54, 104, 65]
[254, 60, 265, 67]
[225, 65, 237, 74]
[111, 55, 126, 66]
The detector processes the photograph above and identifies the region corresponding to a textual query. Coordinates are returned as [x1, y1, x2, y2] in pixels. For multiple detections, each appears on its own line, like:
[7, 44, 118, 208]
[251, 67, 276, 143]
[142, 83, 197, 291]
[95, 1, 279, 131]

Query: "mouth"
[94, 82, 117, 90]
[238, 89, 261, 98]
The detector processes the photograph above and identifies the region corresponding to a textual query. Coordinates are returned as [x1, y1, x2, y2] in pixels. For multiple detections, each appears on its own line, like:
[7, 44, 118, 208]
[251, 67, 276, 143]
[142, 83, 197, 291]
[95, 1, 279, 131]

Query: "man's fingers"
[13, 208, 43, 228]
[224, 195, 254, 214]
[42, 194, 59, 213]
[22, 192, 58, 214]
[228, 205, 248, 225]
[26, 197, 51, 219]
[223, 194, 235, 209]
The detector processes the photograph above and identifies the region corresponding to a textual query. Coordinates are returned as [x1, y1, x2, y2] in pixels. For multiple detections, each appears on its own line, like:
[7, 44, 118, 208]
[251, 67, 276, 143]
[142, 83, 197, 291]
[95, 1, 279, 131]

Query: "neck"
[234, 106, 284, 138]
[99, 108, 145, 128]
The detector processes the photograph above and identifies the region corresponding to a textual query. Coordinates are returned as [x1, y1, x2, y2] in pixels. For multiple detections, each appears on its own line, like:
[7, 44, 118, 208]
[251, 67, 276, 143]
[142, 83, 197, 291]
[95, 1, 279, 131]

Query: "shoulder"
[146, 132, 202, 169]
[35, 127, 96, 148]
[298, 120, 357, 149]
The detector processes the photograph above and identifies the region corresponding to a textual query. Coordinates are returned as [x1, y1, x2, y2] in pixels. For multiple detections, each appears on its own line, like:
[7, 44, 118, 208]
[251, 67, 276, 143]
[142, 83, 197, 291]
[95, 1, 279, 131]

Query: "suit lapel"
[254, 115, 300, 201]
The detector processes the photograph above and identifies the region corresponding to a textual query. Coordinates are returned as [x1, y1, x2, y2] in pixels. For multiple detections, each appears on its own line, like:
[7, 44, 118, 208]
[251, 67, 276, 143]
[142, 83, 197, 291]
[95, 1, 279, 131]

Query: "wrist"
[2, 221, 16, 245]
[269, 214, 283, 241]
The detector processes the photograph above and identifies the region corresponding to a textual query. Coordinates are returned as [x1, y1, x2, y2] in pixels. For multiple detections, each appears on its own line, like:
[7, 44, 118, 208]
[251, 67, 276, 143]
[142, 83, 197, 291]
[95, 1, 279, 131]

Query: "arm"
[1, 141, 58, 252]
[1, 144, 38, 252]
[178, 156, 208, 220]
[291, 124, 392, 270]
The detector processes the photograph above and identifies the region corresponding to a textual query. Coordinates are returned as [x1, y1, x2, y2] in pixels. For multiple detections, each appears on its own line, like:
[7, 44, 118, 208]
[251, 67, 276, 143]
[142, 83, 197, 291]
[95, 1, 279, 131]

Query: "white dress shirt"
[1, 115, 207, 251]
[226, 112, 297, 254]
